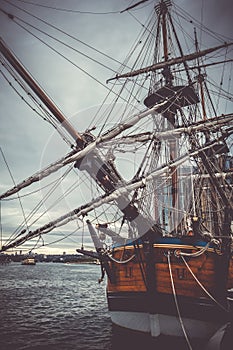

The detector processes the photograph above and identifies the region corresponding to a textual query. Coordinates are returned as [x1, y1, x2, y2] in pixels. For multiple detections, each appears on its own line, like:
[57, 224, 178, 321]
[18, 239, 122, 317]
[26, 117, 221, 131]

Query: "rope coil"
[174, 241, 211, 258]
[174, 238, 222, 258]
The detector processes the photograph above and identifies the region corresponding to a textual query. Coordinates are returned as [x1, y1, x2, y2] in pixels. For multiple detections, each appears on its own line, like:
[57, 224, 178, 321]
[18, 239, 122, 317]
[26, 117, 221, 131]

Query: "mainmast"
[158, 1, 178, 211]
[194, 29, 207, 121]
[161, 2, 168, 61]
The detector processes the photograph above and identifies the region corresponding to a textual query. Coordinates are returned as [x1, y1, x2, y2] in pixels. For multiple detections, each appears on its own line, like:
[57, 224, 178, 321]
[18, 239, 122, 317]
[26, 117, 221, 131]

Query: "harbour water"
[0, 262, 204, 350]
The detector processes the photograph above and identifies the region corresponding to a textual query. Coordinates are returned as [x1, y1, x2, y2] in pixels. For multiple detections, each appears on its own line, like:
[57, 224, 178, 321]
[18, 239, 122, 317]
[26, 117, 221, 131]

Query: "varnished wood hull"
[106, 237, 233, 339]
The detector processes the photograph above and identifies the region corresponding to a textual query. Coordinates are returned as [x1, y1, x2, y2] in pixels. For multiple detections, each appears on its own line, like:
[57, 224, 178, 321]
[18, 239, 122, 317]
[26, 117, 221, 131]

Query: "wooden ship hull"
[106, 237, 233, 339]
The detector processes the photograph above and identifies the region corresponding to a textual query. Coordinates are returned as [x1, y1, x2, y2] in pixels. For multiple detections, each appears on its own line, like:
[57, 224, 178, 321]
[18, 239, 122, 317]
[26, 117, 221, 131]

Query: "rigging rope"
[106, 251, 135, 264]
[180, 255, 230, 313]
[7, 20, 113, 93]
[1, 0, 125, 66]
[0, 2, 145, 140]
[30, 225, 82, 252]
[23, 167, 74, 227]
[173, 3, 233, 42]
[167, 251, 193, 350]
[174, 241, 211, 258]
[0, 57, 73, 146]
[1, 174, 74, 201]
[13, 16, 116, 74]
[3, 165, 91, 251]
[0, 147, 29, 233]
[12, 0, 121, 15]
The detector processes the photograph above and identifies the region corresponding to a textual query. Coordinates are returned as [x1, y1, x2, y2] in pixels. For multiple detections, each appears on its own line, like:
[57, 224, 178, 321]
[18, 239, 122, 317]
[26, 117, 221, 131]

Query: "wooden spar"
[173, 59, 233, 73]
[86, 220, 115, 283]
[194, 29, 207, 121]
[167, 10, 191, 83]
[107, 42, 233, 82]
[120, 0, 149, 13]
[160, 3, 178, 208]
[1, 111, 231, 201]
[0, 38, 84, 146]
[161, 5, 169, 63]
[1, 137, 232, 252]
[0, 102, 167, 200]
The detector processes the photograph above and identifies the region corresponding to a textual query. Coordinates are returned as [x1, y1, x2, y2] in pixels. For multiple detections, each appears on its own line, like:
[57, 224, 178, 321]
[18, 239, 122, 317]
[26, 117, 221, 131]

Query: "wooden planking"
[227, 256, 233, 287]
[108, 262, 215, 297]
[107, 245, 233, 296]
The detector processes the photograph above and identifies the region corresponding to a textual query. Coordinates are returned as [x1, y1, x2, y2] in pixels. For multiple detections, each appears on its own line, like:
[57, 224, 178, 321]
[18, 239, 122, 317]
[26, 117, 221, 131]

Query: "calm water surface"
[0, 262, 205, 350]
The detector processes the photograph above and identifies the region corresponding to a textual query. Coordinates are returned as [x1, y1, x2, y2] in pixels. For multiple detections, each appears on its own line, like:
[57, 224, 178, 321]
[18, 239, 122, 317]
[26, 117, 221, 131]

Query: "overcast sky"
[0, 0, 232, 255]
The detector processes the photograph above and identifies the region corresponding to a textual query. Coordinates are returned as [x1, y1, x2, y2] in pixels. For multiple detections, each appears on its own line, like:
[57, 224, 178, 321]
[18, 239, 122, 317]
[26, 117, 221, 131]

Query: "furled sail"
[1, 134, 232, 251]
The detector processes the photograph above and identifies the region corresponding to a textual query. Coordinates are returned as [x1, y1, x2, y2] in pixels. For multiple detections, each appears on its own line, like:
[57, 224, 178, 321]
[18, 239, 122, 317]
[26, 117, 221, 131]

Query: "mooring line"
[181, 255, 229, 312]
[167, 251, 193, 350]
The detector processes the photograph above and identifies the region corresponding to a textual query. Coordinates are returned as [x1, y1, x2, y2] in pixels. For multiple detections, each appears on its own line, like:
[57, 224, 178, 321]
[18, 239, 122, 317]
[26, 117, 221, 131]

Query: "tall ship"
[0, 0, 232, 346]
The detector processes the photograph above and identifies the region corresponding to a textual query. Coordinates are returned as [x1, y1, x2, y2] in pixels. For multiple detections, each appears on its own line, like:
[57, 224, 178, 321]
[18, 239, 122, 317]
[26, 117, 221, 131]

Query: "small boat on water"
[21, 258, 36, 266]
[0, 0, 232, 348]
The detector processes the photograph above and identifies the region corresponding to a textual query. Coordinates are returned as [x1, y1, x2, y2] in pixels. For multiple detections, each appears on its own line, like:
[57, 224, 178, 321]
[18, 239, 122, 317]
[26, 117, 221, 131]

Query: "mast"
[161, 1, 169, 67]
[0, 38, 84, 147]
[194, 29, 207, 121]
[158, 1, 178, 212]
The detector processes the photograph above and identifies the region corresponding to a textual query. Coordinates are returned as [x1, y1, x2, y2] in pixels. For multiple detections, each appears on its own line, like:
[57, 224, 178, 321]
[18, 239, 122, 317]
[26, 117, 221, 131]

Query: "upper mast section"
[144, 0, 199, 122]
[109, 0, 232, 122]
[156, 0, 172, 84]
